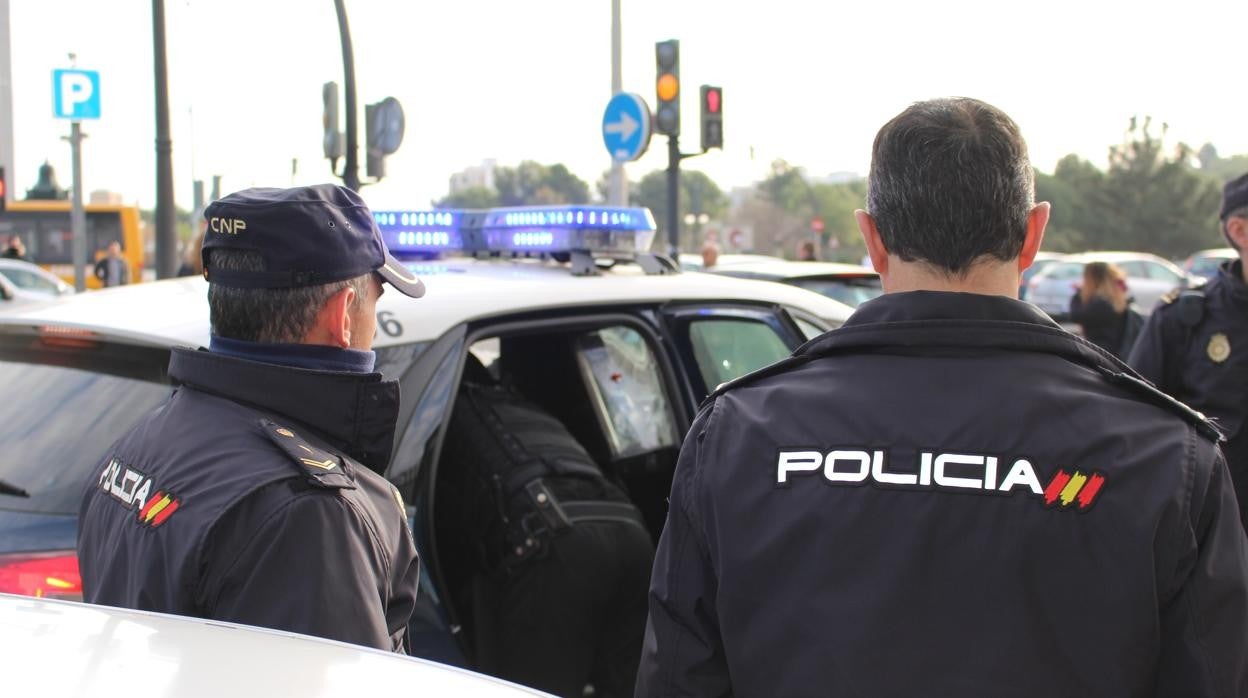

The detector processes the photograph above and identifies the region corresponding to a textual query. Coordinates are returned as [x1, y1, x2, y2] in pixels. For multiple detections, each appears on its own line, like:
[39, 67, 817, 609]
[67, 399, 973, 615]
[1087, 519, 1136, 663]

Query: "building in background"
[449, 159, 497, 195]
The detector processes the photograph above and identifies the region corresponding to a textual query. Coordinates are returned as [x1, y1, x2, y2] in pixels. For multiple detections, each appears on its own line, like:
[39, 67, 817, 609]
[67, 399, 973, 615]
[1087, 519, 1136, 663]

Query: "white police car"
[0, 592, 551, 697]
[0, 205, 850, 677]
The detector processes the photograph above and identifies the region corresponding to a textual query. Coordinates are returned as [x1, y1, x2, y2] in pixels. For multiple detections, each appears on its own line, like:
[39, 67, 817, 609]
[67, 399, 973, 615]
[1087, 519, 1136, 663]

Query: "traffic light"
[0, 167, 6, 213]
[700, 85, 723, 151]
[322, 82, 342, 161]
[654, 40, 680, 136]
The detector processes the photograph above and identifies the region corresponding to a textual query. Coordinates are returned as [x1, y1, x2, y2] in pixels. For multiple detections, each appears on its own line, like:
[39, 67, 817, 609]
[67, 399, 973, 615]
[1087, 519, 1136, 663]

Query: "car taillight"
[0, 551, 82, 600]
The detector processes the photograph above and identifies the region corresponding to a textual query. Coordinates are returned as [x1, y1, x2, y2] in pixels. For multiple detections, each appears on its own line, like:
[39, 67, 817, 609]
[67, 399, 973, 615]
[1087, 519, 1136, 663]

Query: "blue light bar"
[372, 210, 465, 254]
[372, 205, 659, 258]
[476, 206, 657, 254]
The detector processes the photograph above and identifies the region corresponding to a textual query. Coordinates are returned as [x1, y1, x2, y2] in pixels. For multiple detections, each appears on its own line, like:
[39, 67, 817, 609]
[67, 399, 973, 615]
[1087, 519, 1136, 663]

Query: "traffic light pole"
[665, 135, 707, 259]
[334, 0, 360, 192]
[666, 135, 680, 258]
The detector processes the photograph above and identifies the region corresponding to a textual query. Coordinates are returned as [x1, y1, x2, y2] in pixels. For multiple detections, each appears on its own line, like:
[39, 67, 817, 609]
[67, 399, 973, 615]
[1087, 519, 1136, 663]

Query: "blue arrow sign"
[53, 69, 101, 120]
[602, 93, 652, 163]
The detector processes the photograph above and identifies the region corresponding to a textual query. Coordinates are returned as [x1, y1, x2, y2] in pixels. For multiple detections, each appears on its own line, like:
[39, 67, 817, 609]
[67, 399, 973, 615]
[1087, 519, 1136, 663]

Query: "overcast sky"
[7, 0, 1246, 210]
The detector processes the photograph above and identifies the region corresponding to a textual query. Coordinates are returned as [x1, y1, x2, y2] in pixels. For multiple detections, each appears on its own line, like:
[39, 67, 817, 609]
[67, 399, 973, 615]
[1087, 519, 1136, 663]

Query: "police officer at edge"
[79, 184, 423, 651]
[636, 98, 1248, 696]
[1130, 172, 1248, 531]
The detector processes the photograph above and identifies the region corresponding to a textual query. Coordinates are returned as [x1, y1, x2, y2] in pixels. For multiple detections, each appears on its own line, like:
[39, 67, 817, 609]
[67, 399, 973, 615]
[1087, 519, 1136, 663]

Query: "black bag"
[438, 366, 635, 571]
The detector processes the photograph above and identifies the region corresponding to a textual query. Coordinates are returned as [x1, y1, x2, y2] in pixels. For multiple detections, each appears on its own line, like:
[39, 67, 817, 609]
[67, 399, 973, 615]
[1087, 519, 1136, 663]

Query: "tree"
[752, 161, 867, 262]
[433, 186, 498, 209]
[1092, 117, 1222, 257]
[493, 161, 590, 206]
[631, 169, 728, 253]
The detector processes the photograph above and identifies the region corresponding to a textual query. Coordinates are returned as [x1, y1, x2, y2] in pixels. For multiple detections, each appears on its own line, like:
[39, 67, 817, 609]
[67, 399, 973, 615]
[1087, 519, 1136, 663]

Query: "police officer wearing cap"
[1130, 172, 1248, 531]
[78, 184, 424, 651]
[636, 99, 1248, 697]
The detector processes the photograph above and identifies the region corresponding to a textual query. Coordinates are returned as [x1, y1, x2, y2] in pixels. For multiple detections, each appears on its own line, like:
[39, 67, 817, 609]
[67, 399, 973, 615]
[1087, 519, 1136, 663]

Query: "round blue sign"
[601, 93, 652, 163]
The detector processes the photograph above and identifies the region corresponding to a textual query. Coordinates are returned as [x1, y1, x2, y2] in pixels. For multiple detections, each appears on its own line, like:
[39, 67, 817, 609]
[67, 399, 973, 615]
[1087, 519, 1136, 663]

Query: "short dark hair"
[207, 248, 369, 343]
[866, 98, 1035, 276]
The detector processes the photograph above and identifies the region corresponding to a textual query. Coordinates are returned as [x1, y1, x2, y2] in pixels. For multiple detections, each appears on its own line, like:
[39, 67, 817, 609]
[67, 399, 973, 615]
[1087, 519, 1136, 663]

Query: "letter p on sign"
[53, 69, 101, 120]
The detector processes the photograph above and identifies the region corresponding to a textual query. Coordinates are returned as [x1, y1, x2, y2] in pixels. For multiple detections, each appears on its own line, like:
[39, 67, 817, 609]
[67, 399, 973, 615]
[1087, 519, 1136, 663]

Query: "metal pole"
[666, 134, 680, 258]
[153, 0, 177, 279]
[69, 122, 87, 292]
[0, 0, 15, 209]
[334, 0, 360, 191]
[607, 0, 626, 205]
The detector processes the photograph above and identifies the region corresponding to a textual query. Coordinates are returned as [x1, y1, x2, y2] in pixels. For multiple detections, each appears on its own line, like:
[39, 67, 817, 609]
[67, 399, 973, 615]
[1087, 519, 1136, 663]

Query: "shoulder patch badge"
[260, 419, 356, 490]
[97, 457, 181, 527]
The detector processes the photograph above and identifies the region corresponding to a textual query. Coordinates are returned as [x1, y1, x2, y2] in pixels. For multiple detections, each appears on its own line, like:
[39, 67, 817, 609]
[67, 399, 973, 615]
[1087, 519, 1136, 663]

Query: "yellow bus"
[0, 200, 144, 289]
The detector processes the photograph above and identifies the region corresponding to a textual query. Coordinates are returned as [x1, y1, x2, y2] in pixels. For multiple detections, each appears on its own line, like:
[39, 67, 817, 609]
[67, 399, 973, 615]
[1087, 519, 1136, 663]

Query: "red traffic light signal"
[700, 85, 723, 152]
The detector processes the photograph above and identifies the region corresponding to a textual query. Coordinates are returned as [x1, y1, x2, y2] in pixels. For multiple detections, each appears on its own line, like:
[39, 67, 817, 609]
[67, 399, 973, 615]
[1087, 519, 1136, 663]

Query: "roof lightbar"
[372, 205, 657, 257]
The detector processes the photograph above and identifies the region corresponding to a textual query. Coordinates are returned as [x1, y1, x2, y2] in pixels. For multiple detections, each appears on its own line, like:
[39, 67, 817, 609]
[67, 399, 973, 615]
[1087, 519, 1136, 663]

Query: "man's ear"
[308, 285, 357, 348]
[856, 209, 888, 276]
[1019, 202, 1050, 272]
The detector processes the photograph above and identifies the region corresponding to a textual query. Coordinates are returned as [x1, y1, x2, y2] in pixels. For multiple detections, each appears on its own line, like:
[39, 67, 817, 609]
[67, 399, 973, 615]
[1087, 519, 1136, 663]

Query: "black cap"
[1221, 173, 1248, 221]
[201, 184, 425, 298]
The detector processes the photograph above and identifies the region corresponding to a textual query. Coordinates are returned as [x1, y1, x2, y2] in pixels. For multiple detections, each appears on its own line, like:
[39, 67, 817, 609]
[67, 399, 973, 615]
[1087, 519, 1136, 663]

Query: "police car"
[0, 205, 850, 673]
[0, 592, 551, 697]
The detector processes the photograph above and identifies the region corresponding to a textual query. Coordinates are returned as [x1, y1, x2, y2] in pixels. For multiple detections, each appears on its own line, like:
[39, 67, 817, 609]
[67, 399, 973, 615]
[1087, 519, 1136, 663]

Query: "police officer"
[636, 99, 1248, 697]
[1130, 172, 1248, 531]
[78, 184, 424, 651]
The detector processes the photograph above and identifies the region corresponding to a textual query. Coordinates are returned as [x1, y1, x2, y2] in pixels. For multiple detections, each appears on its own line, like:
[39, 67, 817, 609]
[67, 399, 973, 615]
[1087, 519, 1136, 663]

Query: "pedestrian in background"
[1130, 171, 1248, 531]
[1069, 261, 1142, 357]
[700, 240, 719, 269]
[796, 239, 817, 261]
[78, 184, 426, 651]
[176, 229, 205, 277]
[92, 240, 129, 286]
[2, 236, 27, 261]
[636, 98, 1248, 697]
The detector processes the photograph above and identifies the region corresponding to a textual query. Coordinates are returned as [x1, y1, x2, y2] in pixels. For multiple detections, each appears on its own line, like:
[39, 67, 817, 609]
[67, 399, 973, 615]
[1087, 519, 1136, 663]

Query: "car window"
[1045, 263, 1081, 281]
[0, 360, 172, 514]
[687, 318, 792, 389]
[1, 268, 59, 294]
[793, 316, 825, 340]
[787, 277, 883, 308]
[1143, 262, 1180, 282]
[1118, 261, 1148, 278]
[575, 326, 680, 458]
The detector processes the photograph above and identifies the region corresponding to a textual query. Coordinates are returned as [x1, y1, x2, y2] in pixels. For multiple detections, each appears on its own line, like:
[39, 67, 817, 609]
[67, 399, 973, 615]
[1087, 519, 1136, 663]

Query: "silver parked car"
[1025, 251, 1195, 319]
[0, 258, 74, 311]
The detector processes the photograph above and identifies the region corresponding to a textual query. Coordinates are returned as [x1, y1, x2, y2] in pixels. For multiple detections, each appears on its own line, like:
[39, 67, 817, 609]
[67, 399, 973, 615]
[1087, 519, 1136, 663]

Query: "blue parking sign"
[53, 69, 101, 120]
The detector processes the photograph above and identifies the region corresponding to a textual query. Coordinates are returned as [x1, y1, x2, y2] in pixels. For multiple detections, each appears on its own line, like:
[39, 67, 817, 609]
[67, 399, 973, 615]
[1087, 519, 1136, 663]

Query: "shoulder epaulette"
[1095, 367, 1222, 443]
[260, 419, 357, 490]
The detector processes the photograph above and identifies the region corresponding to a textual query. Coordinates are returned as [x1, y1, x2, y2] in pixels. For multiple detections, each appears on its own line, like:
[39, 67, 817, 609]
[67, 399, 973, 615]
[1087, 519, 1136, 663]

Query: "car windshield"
[0, 359, 172, 514]
[787, 277, 883, 308]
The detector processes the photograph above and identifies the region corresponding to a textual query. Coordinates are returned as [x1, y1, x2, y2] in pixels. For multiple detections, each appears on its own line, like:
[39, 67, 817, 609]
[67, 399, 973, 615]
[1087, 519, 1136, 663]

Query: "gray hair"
[866, 97, 1035, 276]
[207, 248, 370, 343]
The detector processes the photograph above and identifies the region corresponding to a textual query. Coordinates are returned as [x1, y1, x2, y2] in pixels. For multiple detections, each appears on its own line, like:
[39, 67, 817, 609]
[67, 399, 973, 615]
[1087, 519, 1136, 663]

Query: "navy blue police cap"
[1222, 172, 1248, 221]
[201, 184, 425, 298]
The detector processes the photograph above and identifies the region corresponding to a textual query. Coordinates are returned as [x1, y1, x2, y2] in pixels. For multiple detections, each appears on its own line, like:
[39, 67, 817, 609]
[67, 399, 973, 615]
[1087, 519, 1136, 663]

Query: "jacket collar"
[803, 290, 1114, 370]
[168, 347, 400, 473]
[1214, 260, 1248, 303]
[842, 290, 1064, 329]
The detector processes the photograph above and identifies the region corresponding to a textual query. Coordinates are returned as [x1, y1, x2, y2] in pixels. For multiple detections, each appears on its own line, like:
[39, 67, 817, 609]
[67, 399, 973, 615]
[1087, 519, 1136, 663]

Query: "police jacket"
[1130, 260, 1248, 530]
[637, 291, 1248, 698]
[78, 347, 420, 652]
